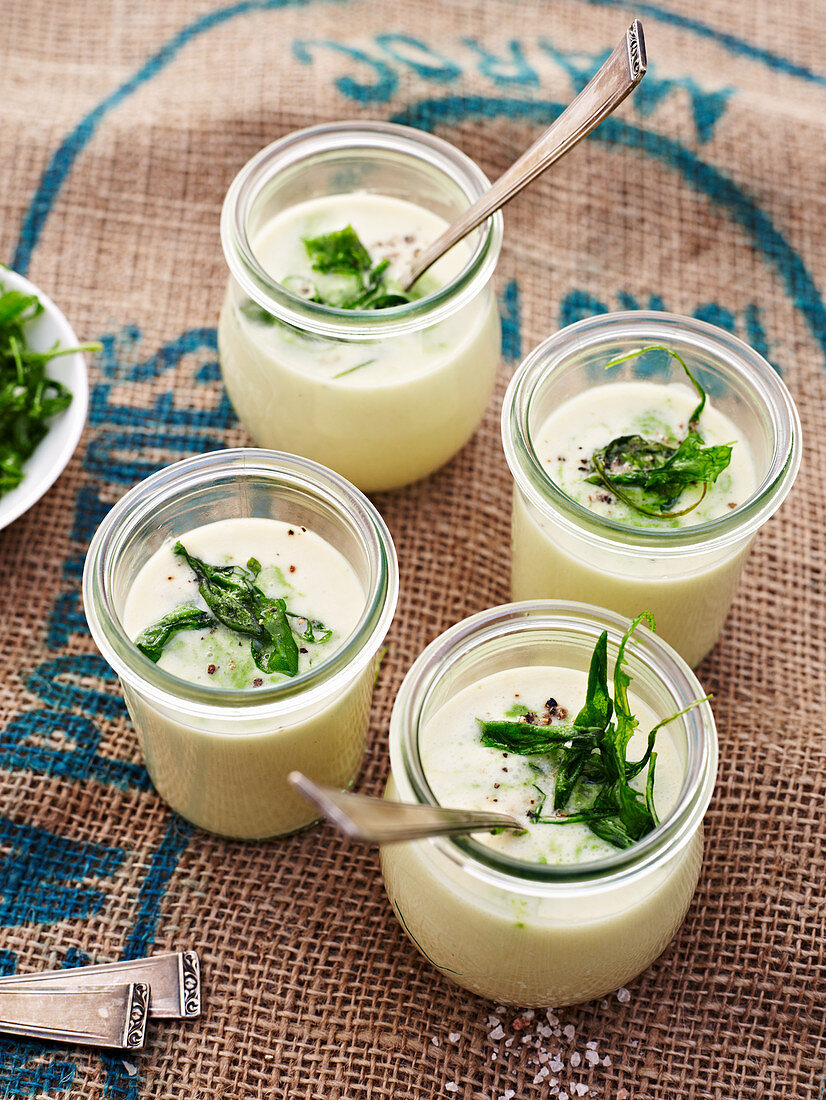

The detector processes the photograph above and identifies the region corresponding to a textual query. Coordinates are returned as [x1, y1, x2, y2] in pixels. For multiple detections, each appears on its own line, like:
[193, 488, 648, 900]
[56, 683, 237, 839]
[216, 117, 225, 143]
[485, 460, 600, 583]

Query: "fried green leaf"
[135, 606, 213, 663]
[136, 543, 333, 679]
[295, 226, 413, 312]
[253, 599, 300, 676]
[586, 346, 734, 518]
[478, 719, 588, 754]
[475, 612, 709, 850]
[303, 225, 372, 275]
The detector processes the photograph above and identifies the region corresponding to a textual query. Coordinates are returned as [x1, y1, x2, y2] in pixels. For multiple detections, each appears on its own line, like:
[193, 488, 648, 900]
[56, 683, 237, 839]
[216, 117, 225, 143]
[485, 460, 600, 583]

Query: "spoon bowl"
[288, 771, 524, 843]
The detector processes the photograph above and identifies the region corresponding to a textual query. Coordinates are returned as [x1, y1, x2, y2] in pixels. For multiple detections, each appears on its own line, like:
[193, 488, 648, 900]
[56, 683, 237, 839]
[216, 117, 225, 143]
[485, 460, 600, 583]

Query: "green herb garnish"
[135, 543, 333, 678]
[476, 613, 710, 850]
[286, 225, 413, 311]
[135, 606, 213, 663]
[586, 346, 734, 518]
[0, 284, 100, 499]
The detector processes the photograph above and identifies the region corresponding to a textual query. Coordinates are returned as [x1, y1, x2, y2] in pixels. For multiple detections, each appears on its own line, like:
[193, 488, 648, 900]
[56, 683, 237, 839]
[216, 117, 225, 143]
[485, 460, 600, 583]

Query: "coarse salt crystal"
[504, 1037, 514, 1048]
[487, 1015, 500, 1027]
[538, 1025, 552, 1039]
[585, 1049, 600, 1065]
[586, 1041, 598, 1050]
[550, 1057, 564, 1073]
[432, 1037, 440, 1046]
[546, 1010, 559, 1026]
[570, 1051, 581, 1068]
[445, 1084, 459, 1093]
[489, 1025, 505, 1041]
[563, 1024, 576, 1040]
[449, 1032, 461, 1043]
[121, 1062, 138, 1078]
[559, 1092, 569, 1100]
[524, 1009, 536, 1020]
[616, 987, 631, 1003]
[602, 1056, 612, 1066]
[574, 1086, 589, 1097]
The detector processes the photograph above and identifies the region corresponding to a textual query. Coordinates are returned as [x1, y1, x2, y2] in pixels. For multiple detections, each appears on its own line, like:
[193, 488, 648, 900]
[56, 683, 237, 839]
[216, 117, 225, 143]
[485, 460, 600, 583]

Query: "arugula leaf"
[135, 606, 213, 663]
[586, 346, 734, 518]
[0, 283, 100, 499]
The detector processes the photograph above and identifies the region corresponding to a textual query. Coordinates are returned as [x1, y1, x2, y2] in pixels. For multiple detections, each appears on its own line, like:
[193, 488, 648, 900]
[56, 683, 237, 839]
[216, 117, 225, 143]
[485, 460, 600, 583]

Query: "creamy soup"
[511, 379, 758, 666]
[218, 192, 501, 491]
[124, 517, 363, 689]
[419, 665, 681, 865]
[119, 517, 371, 840]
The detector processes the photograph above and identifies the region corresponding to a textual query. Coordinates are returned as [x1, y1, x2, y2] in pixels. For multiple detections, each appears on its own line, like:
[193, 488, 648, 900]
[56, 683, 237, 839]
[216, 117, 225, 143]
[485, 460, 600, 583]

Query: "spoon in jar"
[400, 18, 646, 292]
[289, 771, 524, 843]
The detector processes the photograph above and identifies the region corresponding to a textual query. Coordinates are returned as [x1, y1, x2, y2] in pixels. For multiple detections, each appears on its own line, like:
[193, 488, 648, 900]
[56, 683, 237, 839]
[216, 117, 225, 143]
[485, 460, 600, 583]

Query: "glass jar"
[83, 449, 398, 840]
[218, 121, 503, 493]
[501, 312, 801, 666]
[381, 601, 717, 1007]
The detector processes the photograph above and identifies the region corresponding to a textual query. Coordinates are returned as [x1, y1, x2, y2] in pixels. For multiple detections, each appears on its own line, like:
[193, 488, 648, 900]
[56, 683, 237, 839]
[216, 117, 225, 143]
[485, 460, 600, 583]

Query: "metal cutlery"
[0, 950, 200, 1020]
[401, 19, 647, 290]
[0, 983, 149, 1049]
[289, 771, 525, 842]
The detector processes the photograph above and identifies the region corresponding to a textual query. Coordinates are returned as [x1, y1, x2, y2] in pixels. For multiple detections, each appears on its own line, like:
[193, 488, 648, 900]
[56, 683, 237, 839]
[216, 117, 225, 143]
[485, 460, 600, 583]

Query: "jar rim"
[501, 311, 802, 555]
[82, 449, 398, 723]
[220, 120, 503, 340]
[388, 600, 718, 895]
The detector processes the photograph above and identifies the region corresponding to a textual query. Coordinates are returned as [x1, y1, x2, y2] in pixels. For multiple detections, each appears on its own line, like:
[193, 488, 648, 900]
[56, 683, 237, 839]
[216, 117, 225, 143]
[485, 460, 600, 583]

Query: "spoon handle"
[402, 19, 646, 290]
[289, 771, 524, 843]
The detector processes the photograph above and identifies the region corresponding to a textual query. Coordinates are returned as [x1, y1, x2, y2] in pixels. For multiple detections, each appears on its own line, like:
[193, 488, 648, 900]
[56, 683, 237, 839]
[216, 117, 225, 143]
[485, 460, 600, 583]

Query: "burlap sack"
[0, 1, 823, 1096]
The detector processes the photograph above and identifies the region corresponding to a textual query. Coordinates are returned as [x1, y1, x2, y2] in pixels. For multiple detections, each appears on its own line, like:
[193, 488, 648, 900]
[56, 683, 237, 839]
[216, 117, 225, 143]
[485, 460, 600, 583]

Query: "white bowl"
[0, 268, 89, 531]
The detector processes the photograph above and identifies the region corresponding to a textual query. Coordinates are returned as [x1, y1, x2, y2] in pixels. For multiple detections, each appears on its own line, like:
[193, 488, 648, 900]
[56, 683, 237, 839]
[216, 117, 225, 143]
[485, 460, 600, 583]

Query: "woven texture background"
[0, 1, 824, 1096]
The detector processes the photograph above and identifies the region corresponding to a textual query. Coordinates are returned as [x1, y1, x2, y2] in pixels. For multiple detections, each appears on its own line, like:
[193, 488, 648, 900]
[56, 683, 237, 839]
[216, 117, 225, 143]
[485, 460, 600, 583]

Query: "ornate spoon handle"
[0, 951, 200, 1019]
[0, 984, 149, 1048]
[402, 19, 646, 290]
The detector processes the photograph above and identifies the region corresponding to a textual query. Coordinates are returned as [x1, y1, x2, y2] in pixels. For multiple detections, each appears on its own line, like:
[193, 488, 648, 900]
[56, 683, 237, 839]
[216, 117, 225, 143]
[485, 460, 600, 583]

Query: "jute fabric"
[0, 1, 823, 1096]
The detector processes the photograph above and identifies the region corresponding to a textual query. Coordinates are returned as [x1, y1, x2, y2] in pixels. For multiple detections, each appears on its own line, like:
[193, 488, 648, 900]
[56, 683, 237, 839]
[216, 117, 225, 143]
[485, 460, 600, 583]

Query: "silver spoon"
[289, 771, 524, 843]
[401, 18, 646, 291]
